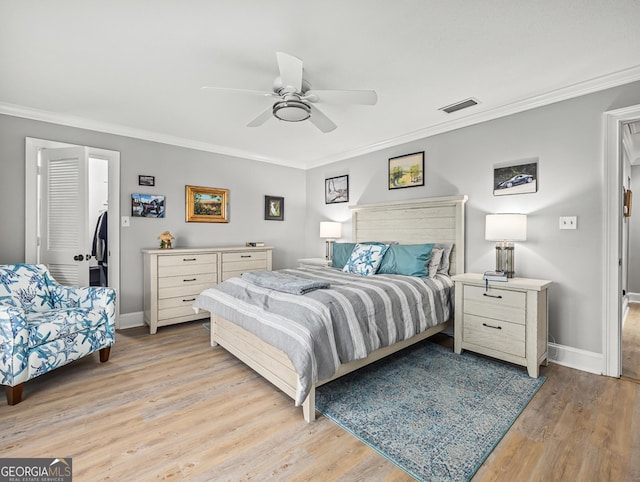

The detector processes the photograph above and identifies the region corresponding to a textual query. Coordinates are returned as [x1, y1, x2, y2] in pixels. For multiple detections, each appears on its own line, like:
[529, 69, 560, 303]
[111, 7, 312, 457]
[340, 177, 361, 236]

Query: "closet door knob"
[73, 254, 84, 261]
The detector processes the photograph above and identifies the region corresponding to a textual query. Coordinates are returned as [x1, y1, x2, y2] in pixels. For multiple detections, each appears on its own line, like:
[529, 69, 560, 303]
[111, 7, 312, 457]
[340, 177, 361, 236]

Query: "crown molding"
[0, 102, 295, 168]
[2, 65, 640, 170]
[303, 64, 640, 169]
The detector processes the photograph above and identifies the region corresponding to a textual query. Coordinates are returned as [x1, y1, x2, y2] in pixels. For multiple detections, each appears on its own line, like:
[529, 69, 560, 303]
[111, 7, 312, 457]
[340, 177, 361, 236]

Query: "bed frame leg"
[210, 315, 218, 347]
[303, 386, 316, 423]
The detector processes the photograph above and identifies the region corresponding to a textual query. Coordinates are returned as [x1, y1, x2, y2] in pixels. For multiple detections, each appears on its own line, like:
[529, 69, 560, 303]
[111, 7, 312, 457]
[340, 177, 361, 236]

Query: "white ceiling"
[2, 1, 640, 169]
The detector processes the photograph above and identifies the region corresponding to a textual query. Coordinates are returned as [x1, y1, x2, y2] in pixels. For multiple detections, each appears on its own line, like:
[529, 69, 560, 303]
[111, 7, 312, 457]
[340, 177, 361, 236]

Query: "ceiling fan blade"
[276, 52, 303, 93]
[201, 86, 275, 97]
[304, 89, 378, 105]
[308, 104, 337, 133]
[247, 105, 273, 127]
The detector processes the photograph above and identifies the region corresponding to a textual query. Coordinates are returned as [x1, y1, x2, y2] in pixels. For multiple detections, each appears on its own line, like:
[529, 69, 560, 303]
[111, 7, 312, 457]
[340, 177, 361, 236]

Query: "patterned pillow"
[342, 243, 389, 276]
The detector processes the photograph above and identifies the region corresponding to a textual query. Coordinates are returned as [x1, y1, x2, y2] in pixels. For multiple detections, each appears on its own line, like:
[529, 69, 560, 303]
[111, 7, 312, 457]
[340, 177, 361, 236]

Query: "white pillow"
[427, 247, 444, 278]
[342, 243, 389, 276]
[434, 242, 453, 275]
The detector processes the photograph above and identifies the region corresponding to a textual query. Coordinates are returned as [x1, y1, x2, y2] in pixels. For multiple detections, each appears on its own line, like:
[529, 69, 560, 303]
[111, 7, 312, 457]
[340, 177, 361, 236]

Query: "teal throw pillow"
[377, 243, 435, 277]
[332, 242, 356, 268]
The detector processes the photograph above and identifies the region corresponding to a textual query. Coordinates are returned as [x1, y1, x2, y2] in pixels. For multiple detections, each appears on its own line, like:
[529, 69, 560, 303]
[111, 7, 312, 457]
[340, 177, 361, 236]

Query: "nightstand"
[297, 258, 331, 268]
[451, 273, 552, 378]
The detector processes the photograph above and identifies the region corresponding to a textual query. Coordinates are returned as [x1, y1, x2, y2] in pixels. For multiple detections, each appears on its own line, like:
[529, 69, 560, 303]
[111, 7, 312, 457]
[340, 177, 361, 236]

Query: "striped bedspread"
[193, 267, 453, 405]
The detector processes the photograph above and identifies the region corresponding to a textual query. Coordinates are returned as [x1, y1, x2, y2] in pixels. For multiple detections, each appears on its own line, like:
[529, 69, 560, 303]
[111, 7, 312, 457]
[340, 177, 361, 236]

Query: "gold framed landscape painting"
[388, 151, 424, 190]
[185, 185, 229, 223]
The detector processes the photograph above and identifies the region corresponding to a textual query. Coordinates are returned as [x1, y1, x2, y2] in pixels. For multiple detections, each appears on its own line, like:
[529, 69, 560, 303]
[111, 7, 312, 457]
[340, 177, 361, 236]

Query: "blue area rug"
[315, 341, 546, 482]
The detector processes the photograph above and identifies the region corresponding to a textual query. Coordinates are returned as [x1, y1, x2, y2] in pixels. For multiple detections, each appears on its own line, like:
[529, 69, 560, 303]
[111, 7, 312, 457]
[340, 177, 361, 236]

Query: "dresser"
[451, 273, 552, 377]
[297, 257, 331, 268]
[143, 246, 272, 334]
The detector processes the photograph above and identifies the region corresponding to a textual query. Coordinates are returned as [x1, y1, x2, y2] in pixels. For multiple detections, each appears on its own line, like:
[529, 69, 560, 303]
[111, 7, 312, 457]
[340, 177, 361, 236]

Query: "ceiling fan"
[202, 52, 377, 133]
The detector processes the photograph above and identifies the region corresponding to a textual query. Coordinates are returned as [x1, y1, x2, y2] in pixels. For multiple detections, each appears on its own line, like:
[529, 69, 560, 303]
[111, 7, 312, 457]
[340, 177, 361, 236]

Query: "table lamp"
[485, 213, 527, 278]
[319, 221, 342, 261]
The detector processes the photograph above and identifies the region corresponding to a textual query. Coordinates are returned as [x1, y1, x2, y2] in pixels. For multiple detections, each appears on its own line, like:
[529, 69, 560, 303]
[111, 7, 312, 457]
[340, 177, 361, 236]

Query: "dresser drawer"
[222, 251, 268, 263]
[463, 313, 525, 357]
[158, 296, 201, 321]
[158, 273, 216, 292]
[463, 285, 526, 324]
[222, 251, 268, 281]
[158, 257, 217, 278]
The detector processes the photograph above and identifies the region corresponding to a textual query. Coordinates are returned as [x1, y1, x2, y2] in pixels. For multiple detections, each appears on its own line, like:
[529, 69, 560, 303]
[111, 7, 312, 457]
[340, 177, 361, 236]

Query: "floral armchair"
[0, 264, 116, 405]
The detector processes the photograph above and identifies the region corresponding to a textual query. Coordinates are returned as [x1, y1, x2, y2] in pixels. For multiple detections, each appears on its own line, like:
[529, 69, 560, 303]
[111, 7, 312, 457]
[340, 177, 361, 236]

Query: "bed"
[193, 195, 467, 422]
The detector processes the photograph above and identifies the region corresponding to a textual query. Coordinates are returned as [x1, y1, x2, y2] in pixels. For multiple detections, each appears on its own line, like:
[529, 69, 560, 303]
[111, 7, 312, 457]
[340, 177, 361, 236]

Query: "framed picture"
[493, 159, 538, 196]
[625, 189, 633, 217]
[185, 185, 229, 223]
[264, 195, 284, 221]
[138, 175, 155, 186]
[131, 194, 165, 218]
[388, 151, 424, 190]
[325, 175, 349, 204]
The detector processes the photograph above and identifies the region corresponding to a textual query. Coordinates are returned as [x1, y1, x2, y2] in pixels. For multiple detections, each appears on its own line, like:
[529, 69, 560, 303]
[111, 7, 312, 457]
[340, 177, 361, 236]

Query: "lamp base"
[495, 242, 515, 278]
[325, 240, 334, 261]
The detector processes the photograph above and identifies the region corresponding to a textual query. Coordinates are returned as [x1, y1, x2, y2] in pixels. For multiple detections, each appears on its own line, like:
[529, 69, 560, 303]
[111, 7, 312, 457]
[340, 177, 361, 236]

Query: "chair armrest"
[48, 285, 117, 327]
[0, 306, 29, 386]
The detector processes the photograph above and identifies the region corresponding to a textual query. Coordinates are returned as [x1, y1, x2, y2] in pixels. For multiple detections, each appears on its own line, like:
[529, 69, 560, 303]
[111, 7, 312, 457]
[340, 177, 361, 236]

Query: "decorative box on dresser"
[143, 246, 272, 334]
[451, 273, 552, 377]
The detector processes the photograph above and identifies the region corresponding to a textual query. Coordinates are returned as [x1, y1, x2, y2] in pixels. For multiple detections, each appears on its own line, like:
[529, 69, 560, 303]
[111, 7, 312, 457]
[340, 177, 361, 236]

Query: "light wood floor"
[623, 302, 640, 380]
[2, 321, 639, 481]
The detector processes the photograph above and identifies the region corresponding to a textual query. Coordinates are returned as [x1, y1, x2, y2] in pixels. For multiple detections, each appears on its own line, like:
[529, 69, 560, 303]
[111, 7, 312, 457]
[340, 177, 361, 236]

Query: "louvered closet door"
[40, 146, 90, 286]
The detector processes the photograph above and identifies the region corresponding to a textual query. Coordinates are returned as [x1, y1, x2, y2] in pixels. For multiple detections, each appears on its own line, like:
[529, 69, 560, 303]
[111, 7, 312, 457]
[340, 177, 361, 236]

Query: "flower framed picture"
[185, 185, 229, 223]
[265, 195, 284, 221]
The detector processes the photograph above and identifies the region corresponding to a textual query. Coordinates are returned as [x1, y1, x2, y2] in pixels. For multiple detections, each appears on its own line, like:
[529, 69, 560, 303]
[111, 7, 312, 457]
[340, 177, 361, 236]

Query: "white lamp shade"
[485, 214, 527, 241]
[319, 221, 342, 239]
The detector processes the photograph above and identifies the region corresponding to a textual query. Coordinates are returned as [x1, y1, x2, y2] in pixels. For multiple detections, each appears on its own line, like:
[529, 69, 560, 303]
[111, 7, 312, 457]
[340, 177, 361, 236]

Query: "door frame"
[25, 137, 121, 324]
[603, 104, 640, 377]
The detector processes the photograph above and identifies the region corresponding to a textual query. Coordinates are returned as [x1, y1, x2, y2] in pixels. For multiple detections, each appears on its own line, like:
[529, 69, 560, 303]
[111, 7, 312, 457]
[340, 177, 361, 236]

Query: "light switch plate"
[559, 216, 577, 229]
[121, 216, 130, 227]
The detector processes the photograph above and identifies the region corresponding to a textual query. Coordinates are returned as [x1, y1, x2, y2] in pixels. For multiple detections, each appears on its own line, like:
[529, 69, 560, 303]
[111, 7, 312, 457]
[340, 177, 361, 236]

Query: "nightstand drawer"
[463, 314, 525, 357]
[463, 285, 526, 324]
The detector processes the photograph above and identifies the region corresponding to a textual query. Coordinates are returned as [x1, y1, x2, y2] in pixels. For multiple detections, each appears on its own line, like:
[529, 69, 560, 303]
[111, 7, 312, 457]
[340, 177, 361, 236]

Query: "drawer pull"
[183, 258, 197, 261]
[240, 255, 252, 258]
[482, 322, 502, 330]
[183, 298, 196, 302]
[483, 293, 503, 299]
[183, 278, 197, 282]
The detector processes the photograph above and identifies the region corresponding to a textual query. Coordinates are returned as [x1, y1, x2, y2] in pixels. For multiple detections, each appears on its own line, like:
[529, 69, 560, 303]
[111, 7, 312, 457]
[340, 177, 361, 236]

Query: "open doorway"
[622, 119, 640, 381]
[24, 138, 121, 324]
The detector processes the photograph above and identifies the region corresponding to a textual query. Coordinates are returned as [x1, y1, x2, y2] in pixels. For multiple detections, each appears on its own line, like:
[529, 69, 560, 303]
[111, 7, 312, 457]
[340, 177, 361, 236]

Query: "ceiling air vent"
[439, 98, 479, 114]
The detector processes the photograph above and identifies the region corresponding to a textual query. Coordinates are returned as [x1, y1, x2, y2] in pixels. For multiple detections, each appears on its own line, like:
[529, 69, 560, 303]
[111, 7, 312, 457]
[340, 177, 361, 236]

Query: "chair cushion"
[0, 264, 54, 312]
[26, 308, 107, 348]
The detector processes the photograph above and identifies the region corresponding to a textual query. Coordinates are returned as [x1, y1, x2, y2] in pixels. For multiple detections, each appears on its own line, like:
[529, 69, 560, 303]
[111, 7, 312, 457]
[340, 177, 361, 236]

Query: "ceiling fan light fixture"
[273, 99, 311, 122]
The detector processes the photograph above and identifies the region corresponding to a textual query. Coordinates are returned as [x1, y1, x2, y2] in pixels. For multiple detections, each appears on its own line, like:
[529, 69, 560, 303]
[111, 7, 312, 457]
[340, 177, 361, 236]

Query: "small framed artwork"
[388, 151, 424, 190]
[493, 159, 538, 196]
[325, 175, 349, 204]
[138, 175, 155, 186]
[624, 189, 633, 217]
[264, 195, 284, 221]
[131, 194, 165, 218]
[185, 185, 229, 223]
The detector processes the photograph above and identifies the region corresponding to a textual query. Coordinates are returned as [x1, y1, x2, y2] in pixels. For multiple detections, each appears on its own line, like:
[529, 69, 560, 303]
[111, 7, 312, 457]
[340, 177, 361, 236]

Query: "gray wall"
[305, 81, 640, 354]
[0, 114, 307, 314]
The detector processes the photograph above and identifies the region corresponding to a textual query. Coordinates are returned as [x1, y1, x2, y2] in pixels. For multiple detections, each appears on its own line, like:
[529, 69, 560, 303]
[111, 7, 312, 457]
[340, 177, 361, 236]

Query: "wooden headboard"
[349, 195, 467, 275]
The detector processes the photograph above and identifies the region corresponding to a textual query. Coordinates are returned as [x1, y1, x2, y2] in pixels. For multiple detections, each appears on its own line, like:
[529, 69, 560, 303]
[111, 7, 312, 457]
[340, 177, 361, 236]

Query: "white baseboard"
[117, 311, 145, 330]
[548, 343, 602, 375]
[627, 292, 640, 303]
